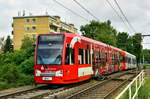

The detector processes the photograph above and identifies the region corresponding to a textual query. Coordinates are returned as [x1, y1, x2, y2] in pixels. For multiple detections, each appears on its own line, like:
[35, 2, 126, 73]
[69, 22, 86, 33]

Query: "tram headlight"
[55, 70, 63, 77]
[36, 70, 41, 76]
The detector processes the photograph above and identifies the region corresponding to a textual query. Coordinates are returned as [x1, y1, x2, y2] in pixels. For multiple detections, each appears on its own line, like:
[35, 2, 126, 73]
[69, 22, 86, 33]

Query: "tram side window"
[127, 57, 129, 64]
[120, 55, 124, 62]
[126, 57, 128, 63]
[115, 54, 118, 65]
[128, 58, 131, 64]
[85, 50, 90, 64]
[117, 54, 120, 65]
[70, 48, 75, 64]
[79, 49, 84, 64]
[99, 51, 102, 63]
[105, 53, 108, 62]
[101, 52, 105, 66]
[95, 51, 99, 66]
[114, 54, 117, 65]
[65, 47, 74, 65]
[112, 54, 115, 65]
[89, 50, 91, 64]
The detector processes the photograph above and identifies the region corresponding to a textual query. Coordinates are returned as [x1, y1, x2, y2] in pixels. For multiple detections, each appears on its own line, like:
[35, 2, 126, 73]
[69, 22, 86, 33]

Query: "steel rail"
[0, 84, 47, 99]
[66, 72, 138, 99]
[103, 74, 137, 98]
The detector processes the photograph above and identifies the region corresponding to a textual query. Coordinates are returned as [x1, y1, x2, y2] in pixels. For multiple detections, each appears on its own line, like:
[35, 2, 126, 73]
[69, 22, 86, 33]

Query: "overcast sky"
[0, 0, 150, 49]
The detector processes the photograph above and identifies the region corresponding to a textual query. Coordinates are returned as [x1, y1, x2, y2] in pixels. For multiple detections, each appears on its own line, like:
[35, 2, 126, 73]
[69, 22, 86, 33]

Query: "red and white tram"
[34, 33, 136, 84]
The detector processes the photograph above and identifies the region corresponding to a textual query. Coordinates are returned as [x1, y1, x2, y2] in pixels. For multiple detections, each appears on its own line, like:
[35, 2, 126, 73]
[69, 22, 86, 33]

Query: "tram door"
[63, 45, 78, 81]
[95, 51, 101, 75]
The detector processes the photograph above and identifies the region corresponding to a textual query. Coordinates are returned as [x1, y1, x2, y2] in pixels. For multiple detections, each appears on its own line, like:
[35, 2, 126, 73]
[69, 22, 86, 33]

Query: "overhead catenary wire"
[113, 0, 136, 33]
[73, 0, 99, 21]
[53, 0, 136, 34]
[105, 0, 132, 33]
[117, 43, 150, 45]
[53, 0, 89, 22]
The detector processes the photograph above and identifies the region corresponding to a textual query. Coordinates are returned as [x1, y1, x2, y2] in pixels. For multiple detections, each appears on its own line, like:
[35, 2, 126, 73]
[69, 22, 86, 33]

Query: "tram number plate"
[42, 77, 52, 80]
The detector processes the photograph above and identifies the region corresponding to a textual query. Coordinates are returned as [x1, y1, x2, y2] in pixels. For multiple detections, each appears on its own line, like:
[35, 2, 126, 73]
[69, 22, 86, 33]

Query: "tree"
[116, 32, 129, 51]
[20, 56, 34, 75]
[126, 37, 134, 54]
[143, 49, 150, 64]
[132, 33, 143, 65]
[3, 36, 13, 53]
[21, 36, 35, 50]
[80, 20, 117, 46]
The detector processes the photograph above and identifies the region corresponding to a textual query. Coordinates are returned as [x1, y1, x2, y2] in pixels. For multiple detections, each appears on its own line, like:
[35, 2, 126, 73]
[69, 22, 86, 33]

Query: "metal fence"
[144, 65, 150, 79]
[115, 70, 144, 99]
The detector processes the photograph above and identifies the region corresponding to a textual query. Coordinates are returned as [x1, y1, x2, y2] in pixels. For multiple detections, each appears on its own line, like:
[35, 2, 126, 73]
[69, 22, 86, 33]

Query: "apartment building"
[12, 15, 77, 50]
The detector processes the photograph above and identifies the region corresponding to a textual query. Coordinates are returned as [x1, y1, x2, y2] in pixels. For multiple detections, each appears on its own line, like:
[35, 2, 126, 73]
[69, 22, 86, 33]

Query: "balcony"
[50, 20, 60, 27]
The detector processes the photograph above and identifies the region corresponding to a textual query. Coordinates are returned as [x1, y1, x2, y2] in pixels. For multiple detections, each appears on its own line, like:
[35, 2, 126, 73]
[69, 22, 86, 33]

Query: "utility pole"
[141, 35, 150, 68]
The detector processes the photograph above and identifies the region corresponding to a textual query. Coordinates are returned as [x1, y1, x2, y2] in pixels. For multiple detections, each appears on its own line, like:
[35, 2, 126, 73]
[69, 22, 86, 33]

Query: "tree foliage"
[80, 20, 143, 64]
[116, 32, 129, 51]
[20, 56, 34, 75]
[80, 20, 117, 46]
[0, 36, 35, 90]
[21, 36, 35, 50]
[3, 36, 13, 53]
[132, 33, 143, 64]
[143, 49, 150, 64]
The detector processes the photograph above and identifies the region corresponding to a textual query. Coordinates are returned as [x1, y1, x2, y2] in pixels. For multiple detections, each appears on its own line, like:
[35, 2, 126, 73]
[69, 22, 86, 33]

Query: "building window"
[32, 26, 36, 31]
[25, 27, 30, 31]
[12, 31, 14, 35]
[26, 19, 30, 23]
[32, 19, 36, 23]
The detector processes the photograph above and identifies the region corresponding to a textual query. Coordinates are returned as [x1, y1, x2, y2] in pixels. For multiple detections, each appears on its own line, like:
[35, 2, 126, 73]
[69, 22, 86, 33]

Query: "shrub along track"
[0, 70, 139, 99]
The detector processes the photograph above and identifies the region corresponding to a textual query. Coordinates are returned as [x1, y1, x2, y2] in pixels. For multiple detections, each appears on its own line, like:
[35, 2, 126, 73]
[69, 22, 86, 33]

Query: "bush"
[18, 74, 34, 86]
[0, 82, 9, 90]
[0, 64, 20, 83]
[19, 56, 34, 75]
[0, 48, 34, 65]
[0, 63, 35, 90]
[21, 36, 35, 50]
[0, 48, 35, 90]
[11, 50, 29, 65]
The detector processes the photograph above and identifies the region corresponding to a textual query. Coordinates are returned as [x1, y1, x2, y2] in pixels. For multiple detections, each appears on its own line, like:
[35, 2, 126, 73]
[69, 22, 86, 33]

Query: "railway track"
[0, 70, 138, 99]
[43, 70, 138, 99]
[0, 84, 59, 99]
[0, 80, 94, 99]
[66, 72, 137, 99]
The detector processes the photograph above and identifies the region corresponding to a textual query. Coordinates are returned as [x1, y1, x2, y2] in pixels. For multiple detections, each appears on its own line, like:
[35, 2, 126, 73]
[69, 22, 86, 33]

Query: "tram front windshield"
[36, 34, 64, 65]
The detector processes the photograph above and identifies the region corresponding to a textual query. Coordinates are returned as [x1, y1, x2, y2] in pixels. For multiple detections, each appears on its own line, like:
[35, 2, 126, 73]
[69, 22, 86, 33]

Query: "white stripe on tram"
[78, 67, 93, 77]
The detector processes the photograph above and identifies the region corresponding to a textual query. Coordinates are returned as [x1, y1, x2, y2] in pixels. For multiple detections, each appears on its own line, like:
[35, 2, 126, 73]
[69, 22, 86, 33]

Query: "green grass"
[119, 79, 150, 99]
[144, 64, 150, 66]
[120, 82, 137, 99]
[138, 79, 150, 99]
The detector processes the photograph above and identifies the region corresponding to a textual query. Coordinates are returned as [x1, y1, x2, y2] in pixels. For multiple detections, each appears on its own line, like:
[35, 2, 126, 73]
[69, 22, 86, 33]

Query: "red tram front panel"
[34, 33, 93, 84]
